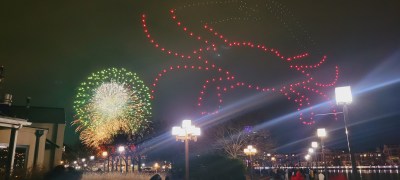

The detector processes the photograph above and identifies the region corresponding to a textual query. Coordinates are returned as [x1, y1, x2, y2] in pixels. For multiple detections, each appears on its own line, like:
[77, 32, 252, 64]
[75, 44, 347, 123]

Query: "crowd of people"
[254, 167, 351, 180]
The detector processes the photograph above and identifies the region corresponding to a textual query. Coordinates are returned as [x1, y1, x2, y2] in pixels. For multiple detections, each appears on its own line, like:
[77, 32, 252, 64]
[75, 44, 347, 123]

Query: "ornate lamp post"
[172, 119, 201, 180]
[335, 86, 357, 174]
[244, 145, 257, 180]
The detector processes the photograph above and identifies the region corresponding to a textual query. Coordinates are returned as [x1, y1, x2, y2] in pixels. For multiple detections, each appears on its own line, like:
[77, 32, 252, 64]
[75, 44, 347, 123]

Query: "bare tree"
[214, 126, 249, 159]
[213, 125, 275, 159]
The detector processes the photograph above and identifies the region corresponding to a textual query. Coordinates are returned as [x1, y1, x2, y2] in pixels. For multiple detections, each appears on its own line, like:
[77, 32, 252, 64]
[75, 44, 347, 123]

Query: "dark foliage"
[172, 154, 246, 180]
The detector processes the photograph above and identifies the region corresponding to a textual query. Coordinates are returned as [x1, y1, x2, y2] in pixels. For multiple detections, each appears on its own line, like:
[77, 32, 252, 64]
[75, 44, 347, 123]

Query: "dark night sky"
[1, 0, 400, 154]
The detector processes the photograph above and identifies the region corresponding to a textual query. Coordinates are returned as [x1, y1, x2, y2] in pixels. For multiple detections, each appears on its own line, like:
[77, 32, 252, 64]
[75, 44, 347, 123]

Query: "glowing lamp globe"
[182, 120, 192, 129]
[102, 151, 108, 157]
[192, 127, 201, 136]
[317, 128, 327, 138]
[305, 154, 311, 160]
[172, 127, 182, 136]
[311, 141, 318, 148]
[335, 86, 352, 105]
[118, 146, 125, 153]
[244, 145, 257, 155]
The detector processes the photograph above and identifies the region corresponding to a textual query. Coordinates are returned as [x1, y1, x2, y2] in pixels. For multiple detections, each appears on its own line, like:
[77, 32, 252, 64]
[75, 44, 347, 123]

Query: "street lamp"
[117, 146, 125, 172]
[308, 148, 315, 168]
[311, 141, 318, 148]
[244, 145, 257, 180]
[102, 151, 108, 172]
[305, 154, 311, 167]
[317, 128, 327, 174]
[172, 119, 201, 180]
[154, 162, 159, 173]
[102, 151, 108, 157]
[311, 142, 318, 168]
[118, 146, 125, 153]
[90, 156, 95, 160]
[335, 86, 357, 174]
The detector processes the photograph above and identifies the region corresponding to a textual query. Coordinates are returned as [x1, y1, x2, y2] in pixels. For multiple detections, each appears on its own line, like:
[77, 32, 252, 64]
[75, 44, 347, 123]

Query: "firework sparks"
[73, 68, 152, 147]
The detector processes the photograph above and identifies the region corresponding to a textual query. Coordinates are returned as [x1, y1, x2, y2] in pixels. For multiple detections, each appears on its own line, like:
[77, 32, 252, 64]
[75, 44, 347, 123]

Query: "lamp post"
[308, 148, 314, 168]
[311, 142, 318, 168]
[244, 145, 257, 180]
[305, 154, 311, 167]
[335, 86, 357, 174]
[154, 162, 159, 173]
[172, 119, 201, 180]
[118, 146, 125, 172]
[317, 128, 327, 175]
[89, 156, 94, 170]
[102, 151, 108, 171]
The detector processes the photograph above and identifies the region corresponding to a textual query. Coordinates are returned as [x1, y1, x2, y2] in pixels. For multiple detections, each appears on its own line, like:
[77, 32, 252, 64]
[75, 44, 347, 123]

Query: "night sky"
[1, 0, 400, 154]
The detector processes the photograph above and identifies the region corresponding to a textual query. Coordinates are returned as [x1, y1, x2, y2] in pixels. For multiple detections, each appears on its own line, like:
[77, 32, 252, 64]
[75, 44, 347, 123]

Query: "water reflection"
[255, 166, 400, 179]
[325, 168, 399, 180]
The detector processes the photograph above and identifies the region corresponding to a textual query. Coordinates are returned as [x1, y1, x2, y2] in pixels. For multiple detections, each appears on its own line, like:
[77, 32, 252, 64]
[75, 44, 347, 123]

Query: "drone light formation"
[141, 3, 339, 125]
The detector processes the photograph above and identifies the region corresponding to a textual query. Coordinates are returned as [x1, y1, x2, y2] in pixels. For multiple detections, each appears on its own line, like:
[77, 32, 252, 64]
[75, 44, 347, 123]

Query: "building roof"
[0, 105, 65, 124]
[0, 116, 32, 128]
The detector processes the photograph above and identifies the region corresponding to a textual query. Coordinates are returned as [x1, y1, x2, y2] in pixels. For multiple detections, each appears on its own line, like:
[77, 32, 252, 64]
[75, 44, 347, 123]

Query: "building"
[0, 116, 32, 180]
[383, 144, 400, 165]
[0, 104, 65, 172]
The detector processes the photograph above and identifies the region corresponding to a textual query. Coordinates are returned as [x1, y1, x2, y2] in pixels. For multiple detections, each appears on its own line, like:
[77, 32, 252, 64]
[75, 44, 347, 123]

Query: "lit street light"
[172, 119, 201, 180]
[90, 156, 95, 160]
[244, 145, 257, 180]
[102, 151, 108, 171]
[118, 146, 125, 153]
[117, 146, 125, 172]
[311, 141, 318, 148]
[102, 151, 108, 157]
[311, 141, 318, 168]
[154, 162, 159, 173]
[335, 86, 357, 174]
[317, 128, 327, 175]
[305, 154, 311, 167]
[308, 147, 315, 168]
[305, 154, 311, 161]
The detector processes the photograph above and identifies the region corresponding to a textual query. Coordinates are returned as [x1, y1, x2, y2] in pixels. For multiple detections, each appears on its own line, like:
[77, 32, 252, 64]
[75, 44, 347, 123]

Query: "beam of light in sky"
[274, 111, 400, 152]
[140, 52, 400, 152]
[354, 49, 400, 94]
